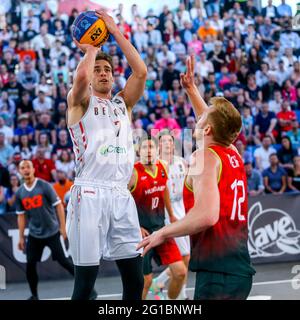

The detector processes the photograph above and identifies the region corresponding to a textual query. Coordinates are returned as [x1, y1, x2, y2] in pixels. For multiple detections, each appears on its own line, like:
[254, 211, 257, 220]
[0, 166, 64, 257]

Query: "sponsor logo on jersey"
[248, 202, 300, 258]
[141, 176, 147, 181]
[99, 145, 127, 157]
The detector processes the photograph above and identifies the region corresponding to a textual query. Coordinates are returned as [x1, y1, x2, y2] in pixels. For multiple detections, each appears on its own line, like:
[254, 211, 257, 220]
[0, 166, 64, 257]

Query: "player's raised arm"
[68, 41, 99, 108]
[96, 10, 147, 111]
[180, 55, 209, 119]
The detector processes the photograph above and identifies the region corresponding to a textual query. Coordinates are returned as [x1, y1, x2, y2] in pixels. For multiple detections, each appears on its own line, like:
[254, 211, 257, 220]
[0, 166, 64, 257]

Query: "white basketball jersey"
[68, 95, 134, 183]
[166, 156, 186, 220]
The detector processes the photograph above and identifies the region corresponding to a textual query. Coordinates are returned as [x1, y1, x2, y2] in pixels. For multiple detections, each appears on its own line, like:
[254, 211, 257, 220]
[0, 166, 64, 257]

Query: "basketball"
[71, 11, 109, 47]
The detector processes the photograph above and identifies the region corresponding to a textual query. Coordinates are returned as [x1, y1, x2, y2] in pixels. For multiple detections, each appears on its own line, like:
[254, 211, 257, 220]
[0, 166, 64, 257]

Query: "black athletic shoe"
[27, 295, 39, 300]
[89, 289, 98, 300]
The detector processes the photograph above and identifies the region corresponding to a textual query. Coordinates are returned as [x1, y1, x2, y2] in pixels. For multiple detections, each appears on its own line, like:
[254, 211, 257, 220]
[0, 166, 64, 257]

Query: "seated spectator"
[208, 40, 225, 73]
[196, 51, 214, 79]
[287, 156, 300, 192]
[33, 90, 53, 114]
[173, 94, 192, 128]
[15, 91, 34, 120]
[32, 132, 53, 159]
[244, 74, 263, 109]
[282, 79, 297, 105]
[0, 115, 13, 144]
[0, 90, 15, 115]
[0, 185, 7, 214]
[263, 153, 287, 194]
[35, 113, 56, 145]
[287, 120, 300, 152]
[153, 108, 181, 138]
[168, 79, 184, 106]
[51, 129, 73, 161]
[53, 170, 73, 208]
[262, 73, 280, 102]
[197, 20, 217, 41]
[35, 75, 54, 97]
[5, 173, 20, 212]
[245, 162, 264, 196]
[277, 0, 292, 17]
[277, 136, 298, 170]
[148, 80, 168, 105]
[254, 135, 276, 171]
[55, 150, 75, 180]
[277, 100, 297, 134]
[17, 60, 40, 96]
[269, 90, 283, 114]
[0, 132, 14, 167]
[254, 102, 277, 144]
[14, 134, 33, 160]
[223, 73, 243, 105]
[187, 34, 203, 56]
[241, 107, 254, 144]
[162, 62, 180, 91]
[14, 114, 35, 144]
[32, 147, 56, 182]
[235, 139, 253, 164]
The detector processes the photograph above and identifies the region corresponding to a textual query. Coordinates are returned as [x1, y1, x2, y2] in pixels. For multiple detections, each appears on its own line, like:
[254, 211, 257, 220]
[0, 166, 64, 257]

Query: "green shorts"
[194, 270, 253, 300]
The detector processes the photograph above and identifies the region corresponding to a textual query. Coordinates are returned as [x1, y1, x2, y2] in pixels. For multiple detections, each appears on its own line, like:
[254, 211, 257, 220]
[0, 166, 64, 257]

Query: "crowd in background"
[0, 0, 300, 214]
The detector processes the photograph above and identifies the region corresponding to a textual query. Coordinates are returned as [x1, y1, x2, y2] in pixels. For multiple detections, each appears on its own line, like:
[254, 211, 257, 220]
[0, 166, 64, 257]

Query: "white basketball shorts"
[66, 178, 142, 266]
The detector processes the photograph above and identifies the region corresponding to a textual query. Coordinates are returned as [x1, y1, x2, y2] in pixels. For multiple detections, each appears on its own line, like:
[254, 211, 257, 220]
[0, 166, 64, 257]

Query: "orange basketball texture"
[72, 11, 109, 47]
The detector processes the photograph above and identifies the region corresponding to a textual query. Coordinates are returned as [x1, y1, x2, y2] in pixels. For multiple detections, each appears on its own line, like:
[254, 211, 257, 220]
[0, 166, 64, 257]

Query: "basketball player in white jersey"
[149, 130, 190, 299]
[67, 10, 147, 300]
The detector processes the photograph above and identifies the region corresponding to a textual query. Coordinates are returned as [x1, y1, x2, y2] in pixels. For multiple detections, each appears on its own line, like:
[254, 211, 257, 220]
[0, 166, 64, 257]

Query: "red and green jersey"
[190, 145, 255, 277]
[131, 160, 168, 233]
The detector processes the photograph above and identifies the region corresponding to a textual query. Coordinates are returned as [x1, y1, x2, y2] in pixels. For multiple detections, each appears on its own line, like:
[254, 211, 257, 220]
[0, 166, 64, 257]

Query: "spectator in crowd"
[276, 100, 297, 134]
[55, 150, 74, 181]
[245, 162, 265, 196]
[34, 113, 56, 145]
[162, 61, 180, 91]
[0, 115, 13, 144]
[287, 120, 300, 152]
[241, 106, 254, 145]
[235, 139, 253, 164]
[33, 90, 53, 114]
[14, 134, 33, 160]
[32, 147, 56, 182]
[254, 135, 277, 171]
[0, 132, 14, 167]
[263, 153, 287, 194]
[277, 136, 298, 170]
[5, 173, 20, 212]
[0, 184, 6, 214]
[53, 170, 73, 208]
[14, 114, 34, 144]
[17, 60, 40, 95]
[153, 108, 181, 138]
[16, 91, 34, 120]
[254, 102, 277, 144]
[287, 155, 300, 192]
[32, 132, 53, 159]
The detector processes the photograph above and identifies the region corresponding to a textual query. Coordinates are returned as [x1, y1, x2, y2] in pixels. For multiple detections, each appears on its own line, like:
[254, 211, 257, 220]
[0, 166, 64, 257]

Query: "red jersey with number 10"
[131, 160, 168, 233]
[190, 145, 255, 277]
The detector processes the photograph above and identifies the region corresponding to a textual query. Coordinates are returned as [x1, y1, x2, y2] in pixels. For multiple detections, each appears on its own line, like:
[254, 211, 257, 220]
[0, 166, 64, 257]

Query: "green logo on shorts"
[100, 145, 127, 156]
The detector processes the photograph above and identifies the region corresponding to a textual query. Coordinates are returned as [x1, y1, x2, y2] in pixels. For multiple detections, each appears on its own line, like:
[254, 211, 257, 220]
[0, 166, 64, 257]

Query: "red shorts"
[143, 237, 182, 275]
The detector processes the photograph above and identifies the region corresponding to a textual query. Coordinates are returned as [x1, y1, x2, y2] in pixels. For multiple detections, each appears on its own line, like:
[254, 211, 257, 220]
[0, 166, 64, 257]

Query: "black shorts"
[26, 232, 66, 263]
[194, 270, 253, 300]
